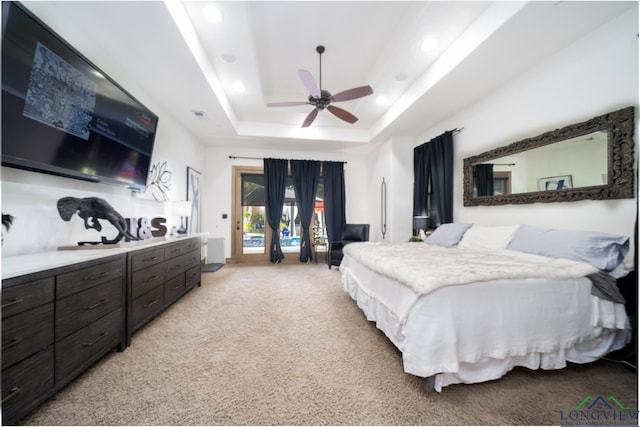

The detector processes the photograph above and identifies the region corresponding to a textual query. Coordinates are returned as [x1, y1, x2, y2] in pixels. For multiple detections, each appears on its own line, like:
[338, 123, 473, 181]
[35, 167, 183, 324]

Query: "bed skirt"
[341, 255, 631, 391]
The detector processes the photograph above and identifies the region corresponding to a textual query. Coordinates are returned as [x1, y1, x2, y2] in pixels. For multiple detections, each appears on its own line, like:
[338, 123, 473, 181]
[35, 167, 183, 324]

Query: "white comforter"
[340, 242, 630, 390]
[343, 241, 598, 295]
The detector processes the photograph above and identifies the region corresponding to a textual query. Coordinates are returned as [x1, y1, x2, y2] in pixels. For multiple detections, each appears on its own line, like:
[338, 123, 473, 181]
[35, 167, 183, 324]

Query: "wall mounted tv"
[2, 2, 159, 192]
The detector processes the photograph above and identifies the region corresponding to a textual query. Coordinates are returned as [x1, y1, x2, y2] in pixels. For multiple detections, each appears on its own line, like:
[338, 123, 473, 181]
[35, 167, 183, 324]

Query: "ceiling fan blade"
[327, 105, 358, 124]
[331, 85, 374, 103]
[267, 101, 309, 107]
[298, 70, 321, 98]
[302, 109, 319, 128]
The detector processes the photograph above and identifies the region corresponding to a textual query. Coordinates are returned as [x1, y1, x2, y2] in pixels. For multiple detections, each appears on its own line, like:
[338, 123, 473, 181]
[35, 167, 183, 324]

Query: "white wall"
[366, 140, 392, 242]
[202, 144, 369, 259]
[374, 7, 638, 260]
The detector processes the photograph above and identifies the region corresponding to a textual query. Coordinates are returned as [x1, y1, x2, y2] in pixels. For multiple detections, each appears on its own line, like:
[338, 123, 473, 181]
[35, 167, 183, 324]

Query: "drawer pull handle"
[144, 275, 161, 283]
[173, 284, 182, 290]
[1, 297, 23, 308]
[84, 299, 108, 310]
[143, 256, 159, 262]
[1, 387, 21, 404]
[2, 337, 23, 351]
[144, 299, 159, 308]
[83, 272, 110, 281]
[83, 331, 109, 347]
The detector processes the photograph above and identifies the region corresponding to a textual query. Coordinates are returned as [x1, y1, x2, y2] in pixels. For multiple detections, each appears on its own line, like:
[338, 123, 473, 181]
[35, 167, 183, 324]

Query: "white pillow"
[457, 224, 520, 250]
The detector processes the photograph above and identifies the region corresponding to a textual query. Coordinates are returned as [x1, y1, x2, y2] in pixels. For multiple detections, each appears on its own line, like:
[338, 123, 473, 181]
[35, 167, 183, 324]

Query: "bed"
[340, 223, 632, 391]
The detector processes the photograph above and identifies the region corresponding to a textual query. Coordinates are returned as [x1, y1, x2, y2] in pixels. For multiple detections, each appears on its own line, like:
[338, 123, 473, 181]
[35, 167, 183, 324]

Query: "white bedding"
[340, 244, 630, 391]
[343, 241, 598, 295]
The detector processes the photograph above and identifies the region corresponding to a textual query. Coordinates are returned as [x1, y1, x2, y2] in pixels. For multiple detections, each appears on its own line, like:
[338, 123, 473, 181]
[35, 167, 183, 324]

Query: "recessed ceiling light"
[420, 37, 438, 52]
[221, 53, 236, 63]
[232, 82, 245, 93]
[203, 5, 222, 24]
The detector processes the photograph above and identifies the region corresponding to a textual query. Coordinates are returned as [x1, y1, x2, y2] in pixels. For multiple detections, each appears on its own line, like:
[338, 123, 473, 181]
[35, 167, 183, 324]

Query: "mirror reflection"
[471, 131, 608, 197]
[463, 106, 634, 206]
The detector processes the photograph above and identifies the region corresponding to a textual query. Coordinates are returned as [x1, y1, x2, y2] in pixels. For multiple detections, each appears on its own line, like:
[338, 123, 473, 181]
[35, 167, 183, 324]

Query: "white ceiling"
[21, 1, 637, 154]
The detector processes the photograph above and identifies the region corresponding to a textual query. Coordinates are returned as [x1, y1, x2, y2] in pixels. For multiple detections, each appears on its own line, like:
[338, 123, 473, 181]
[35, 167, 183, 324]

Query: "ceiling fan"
[267, 45, 374, 128]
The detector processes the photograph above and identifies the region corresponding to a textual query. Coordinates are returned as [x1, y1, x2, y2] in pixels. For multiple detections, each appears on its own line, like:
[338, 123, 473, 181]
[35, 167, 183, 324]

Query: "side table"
[313, 242, 327, 265]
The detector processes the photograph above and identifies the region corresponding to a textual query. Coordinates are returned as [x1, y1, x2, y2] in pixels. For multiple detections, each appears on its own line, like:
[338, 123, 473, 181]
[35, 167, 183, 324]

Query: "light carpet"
[21, 264, 637, 426]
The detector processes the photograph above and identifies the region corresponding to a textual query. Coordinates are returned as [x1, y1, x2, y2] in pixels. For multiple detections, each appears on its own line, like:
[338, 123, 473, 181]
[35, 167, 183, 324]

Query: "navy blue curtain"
[431, 131, 454, 223]
[413, 130, 454, 225]
[322, 161, 346, 243]
[291, 160, 321, 262]
[413, 143, 431, 217]
[264, 158, 288, 263]
[474, 164, 494, 196]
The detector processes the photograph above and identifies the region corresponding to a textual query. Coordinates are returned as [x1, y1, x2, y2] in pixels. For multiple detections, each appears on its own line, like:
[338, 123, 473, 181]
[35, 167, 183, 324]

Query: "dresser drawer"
[185, 264, 201, 290]
[55, 308, 122, 384]
[2, 347, 54, 426]
[56, 278, 123, 340]
[182, 249, 201, 270]
[164, 241, 190, 259]
[131, 263, 165, 299]
[185, 237, 201, 253]
[130, 247, 165, 272]
[2, 277, 54, 319]
[164, 274, 185, 304]
[131, 286, 164, 330]
[2, 303, 54, 370]
[57, 259, 123, 299]
[164, 256, 185, 280]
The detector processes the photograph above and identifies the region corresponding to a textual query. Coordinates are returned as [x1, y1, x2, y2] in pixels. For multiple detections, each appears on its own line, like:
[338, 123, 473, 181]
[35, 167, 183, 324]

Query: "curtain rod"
[231, 129, 463, 162]
[228, 155, 347, 163]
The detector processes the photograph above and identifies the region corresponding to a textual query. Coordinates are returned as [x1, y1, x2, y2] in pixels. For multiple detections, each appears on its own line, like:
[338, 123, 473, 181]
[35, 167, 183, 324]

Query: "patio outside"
[242, 203, 327, 255]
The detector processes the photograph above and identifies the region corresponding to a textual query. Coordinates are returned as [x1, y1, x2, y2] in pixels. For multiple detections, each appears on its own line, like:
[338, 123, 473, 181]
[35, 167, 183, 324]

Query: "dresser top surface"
[2, 233, 208, 280]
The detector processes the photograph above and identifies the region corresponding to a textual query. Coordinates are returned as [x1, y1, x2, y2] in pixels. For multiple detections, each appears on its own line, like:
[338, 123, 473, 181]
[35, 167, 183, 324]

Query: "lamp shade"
[171, 200, 192, 217]
[413, 215, 430, 231]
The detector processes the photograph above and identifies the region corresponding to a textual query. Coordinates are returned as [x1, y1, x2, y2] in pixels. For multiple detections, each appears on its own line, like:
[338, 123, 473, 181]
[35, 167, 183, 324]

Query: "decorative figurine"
[57, 196, 138, 245]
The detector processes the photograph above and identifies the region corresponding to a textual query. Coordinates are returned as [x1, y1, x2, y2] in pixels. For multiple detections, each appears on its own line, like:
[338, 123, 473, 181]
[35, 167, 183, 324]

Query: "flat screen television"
[2, 2, 159, 192]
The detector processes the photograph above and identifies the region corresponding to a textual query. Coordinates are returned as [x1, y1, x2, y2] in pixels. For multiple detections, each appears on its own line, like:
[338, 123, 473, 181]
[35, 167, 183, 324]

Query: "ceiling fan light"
[420, 37, 438, 52]
[376, 96, 387, 105]
[203, 5, 222, 24]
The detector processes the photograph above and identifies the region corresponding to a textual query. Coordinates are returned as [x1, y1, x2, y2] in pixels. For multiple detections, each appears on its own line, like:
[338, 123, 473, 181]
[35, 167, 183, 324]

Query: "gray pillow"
[507, 224, 630, 271]
[425, 223, 473, 247]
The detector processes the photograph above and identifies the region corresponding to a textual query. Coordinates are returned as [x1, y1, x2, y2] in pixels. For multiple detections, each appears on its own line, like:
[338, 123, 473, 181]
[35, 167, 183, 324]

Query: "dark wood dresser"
[1, 235, 203, 424]
[127, 237, 202, 345]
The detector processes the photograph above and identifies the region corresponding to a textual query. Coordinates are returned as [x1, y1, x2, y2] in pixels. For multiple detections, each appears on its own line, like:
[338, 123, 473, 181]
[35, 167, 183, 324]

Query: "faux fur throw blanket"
[343, 242, 599, 295]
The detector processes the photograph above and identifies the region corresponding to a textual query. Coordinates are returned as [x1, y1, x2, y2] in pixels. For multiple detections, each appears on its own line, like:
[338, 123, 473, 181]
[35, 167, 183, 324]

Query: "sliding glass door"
[231, 166, 326, 264]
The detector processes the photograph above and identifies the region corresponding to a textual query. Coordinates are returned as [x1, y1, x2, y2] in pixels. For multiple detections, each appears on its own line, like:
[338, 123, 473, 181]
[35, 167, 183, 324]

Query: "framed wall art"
[187, 167, 201, 232]
[537, 175, 573, 191]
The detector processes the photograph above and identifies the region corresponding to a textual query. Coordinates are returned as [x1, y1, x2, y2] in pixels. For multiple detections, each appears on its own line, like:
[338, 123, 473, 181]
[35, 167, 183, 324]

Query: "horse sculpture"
[57, 196, 138, 245]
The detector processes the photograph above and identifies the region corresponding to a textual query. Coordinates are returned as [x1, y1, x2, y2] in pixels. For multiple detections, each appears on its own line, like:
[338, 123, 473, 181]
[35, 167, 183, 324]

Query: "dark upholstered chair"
[328, 224, 370, 269]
